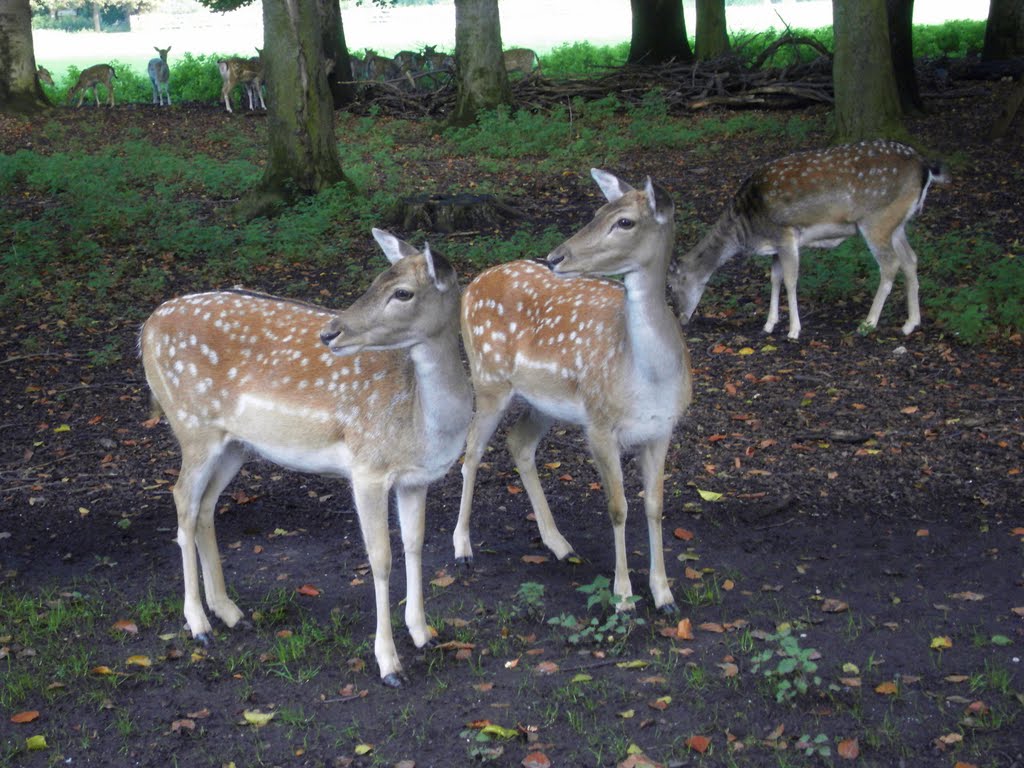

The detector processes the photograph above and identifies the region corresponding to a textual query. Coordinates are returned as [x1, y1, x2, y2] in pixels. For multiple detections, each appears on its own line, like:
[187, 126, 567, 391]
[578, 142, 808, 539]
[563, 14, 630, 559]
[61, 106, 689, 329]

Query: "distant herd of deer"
[135, 129, 947, 684]
[39, 44, 541, 114]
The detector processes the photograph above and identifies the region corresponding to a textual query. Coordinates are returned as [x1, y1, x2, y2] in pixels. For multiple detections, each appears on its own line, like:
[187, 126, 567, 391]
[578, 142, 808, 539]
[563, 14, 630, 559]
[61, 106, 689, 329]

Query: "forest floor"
[0, 77, 1022, 768]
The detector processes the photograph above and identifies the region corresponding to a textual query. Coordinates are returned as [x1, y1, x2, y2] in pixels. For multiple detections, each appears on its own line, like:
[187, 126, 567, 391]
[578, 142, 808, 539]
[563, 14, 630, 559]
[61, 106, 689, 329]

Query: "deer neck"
[621, 237, 684, 379]
[407, 324, 472, 443]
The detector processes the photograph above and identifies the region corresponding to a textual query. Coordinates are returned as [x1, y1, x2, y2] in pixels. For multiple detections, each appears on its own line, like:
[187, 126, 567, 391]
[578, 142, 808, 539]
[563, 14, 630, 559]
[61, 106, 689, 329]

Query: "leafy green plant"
[795, 733, 832, 758]
[514, 581, 546, 621]
[749, 625, 823, 703]
[548, 575, 645, 650]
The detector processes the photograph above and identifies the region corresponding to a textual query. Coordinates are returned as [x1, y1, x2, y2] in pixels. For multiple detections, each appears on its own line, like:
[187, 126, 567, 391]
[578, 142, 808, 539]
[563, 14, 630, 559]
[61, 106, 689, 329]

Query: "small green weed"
[749, 625, 823, 703]
[548, 575, 645, 650]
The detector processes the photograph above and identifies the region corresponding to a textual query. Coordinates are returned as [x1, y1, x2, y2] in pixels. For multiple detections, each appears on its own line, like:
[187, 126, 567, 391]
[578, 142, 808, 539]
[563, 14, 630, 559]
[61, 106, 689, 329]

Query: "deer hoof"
[195, 631, 214, 648]
[381, 672, 406, 689]
[455, 556, 474, 569]
[658, 602, 679, 616]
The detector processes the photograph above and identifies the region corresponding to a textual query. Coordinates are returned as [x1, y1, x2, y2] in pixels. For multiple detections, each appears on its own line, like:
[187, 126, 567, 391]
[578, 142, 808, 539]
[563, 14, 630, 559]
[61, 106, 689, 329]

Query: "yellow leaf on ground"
[931, 635, 953, 650]
[126, 655, 152, 668]
[697, 489, 723, 502]
[430, 574, 455, 588]
[242, 710, 275, 727]
[354, 744, 374, 755]
[91, 666, 114, 676]
[26, 734, 48, 751]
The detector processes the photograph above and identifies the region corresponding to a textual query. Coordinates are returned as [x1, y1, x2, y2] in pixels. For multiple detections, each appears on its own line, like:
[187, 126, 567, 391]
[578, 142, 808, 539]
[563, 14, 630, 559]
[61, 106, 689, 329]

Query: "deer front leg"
[396, 484, 432, 649]
[638, 437, 675, 612]
[893, 229, 921, 335]
[587, 428, 632, 611]
[352, 478, 403, 687]
[508, 408, 575, 561]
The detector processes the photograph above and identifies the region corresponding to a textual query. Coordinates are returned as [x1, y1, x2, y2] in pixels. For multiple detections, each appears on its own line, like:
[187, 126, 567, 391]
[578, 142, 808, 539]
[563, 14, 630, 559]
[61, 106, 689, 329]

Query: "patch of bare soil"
[1, 84, 1022, 768]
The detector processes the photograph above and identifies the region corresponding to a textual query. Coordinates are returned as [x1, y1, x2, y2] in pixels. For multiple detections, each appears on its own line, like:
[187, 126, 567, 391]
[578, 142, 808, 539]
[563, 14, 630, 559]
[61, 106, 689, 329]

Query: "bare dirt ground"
[1, 79, 1022, 768]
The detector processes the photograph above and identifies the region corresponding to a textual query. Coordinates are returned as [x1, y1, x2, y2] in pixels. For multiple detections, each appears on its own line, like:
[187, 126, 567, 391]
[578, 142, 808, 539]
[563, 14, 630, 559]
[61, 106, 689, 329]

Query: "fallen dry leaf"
[821, 598, 849, 613]
[875, 681, 899, 695]
[685, 734, 711, 754]
[521, 555, 548, 565]
[296, 584, 320, 597]
[673, 527, 694, 541]
[521, 751, 551, 768]
[837, 738, 859, 759]
[10, 710, 40, 724]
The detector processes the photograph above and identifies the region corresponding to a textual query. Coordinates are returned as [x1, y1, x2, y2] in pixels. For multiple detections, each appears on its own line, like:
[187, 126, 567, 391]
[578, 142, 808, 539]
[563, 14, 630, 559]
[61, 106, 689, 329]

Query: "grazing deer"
[421, 45, 454, 87]
[218, 54, 264, 113]
[362, 49, 397, 82]
[67, 63, 116, 107]
[393, 49, 420, 88]
[36, 67, 53, 86]
[670, 139, 951, 339]
[140, 229, 472, 687]
[455, 170, 692, 612]
[503, 47, 542, 79]
[148, 46, 171, 106]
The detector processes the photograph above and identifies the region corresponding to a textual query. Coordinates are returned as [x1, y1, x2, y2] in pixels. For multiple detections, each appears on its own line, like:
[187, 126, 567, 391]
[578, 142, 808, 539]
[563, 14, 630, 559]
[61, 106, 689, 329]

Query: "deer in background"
[421, 45, 454, 88]
[148, 46, 171, 106]
[393, 49, 421, 88]
[503, 47, 542, 79]
[36, 67, 53, 86]
[140, 229, 472, 687]
[67, 63, 116, 107]
[455, 169, 692, 613]
[361, 49, 397, 82]
[218, 53, 264, 113]
[670, 139, 951, 340]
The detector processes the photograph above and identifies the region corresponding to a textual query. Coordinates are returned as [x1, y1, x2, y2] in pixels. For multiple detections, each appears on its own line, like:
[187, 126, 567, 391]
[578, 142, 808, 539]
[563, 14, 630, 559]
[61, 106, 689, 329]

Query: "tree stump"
[387, 193, 524, 233]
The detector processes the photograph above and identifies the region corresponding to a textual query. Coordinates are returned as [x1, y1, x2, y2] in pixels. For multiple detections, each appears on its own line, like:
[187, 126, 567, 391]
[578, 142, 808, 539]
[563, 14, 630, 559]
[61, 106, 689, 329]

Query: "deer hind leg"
[352, 478, 403, 686]
[893, 226, 921, 335]
[172, 435, 236, 643]
[194, 441, 246, 633]
[454, 386, 511, 564]
[396, 484, 432, 649]
[638, 437, 675, 611]
[860, 221, 903, 333]
[586, 427, 632, 611]
[507, 407, 574, 560]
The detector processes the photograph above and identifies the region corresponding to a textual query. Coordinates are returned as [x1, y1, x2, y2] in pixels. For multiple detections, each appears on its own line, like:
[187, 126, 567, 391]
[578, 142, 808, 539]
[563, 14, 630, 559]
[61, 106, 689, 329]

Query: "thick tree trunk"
[450, 0, 510, 127]
[628, 0, 693, 65]
[0, 0, 51, 113]
[237, 0, 349, 218]
[888, 0, 923, 114]
[695, 0, 730, 61]
[832, 0, 906, 142]
[320, 0, 356, 108]
[983, 0, 1024, 60]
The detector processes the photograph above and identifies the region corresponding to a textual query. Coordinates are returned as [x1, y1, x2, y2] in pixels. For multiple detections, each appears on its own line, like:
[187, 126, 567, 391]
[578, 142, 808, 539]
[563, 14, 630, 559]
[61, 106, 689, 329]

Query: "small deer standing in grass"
[148, 46, 171, 106]
[669, 139, 951, 339]
[503, 48, 542, 79]
[218, 54, 264, 113]
[140, 229, 472, 687]
[455, 169, 692, 612]
[67, 64, 116, 107]
[36, 67, 53, 86]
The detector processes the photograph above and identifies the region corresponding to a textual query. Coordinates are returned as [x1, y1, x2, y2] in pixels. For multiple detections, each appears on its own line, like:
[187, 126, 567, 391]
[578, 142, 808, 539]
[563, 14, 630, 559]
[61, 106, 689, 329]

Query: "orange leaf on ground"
[686, 735, 711, 754]
[673, 527, 694, 541]
[837, 738, 859, 759]
[296, 584, 320, 597]
[535, 661, 559, 675]
[875, 681, 899, 695]
[521, 555, 548, 564]
[430, 574, 455, 588]
[10, 710, 39, 724]
[507, 485, 523, 494]
[676, 618, 694, 640]
[521, 751, 551, 768]
[112, 619, 139, 634]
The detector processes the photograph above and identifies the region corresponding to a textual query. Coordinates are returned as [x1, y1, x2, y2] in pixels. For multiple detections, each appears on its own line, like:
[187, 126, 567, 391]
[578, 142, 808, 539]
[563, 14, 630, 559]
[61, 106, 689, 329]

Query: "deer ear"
[590, 169, 633, 202]
[422, 243, 455, 293]
[644, 177, 674, 224]
[372, 228, 410, 265]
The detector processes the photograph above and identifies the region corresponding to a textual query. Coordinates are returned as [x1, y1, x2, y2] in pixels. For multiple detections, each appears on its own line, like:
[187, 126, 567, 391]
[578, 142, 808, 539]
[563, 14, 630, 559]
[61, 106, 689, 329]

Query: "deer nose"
[320, 326, 341, 347]
[546, 247, 567, 269]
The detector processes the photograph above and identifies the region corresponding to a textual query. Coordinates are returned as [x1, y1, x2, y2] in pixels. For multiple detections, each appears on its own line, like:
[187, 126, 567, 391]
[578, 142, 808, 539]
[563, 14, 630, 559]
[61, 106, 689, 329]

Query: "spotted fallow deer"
[669, 139, 951, 340]
[148, 46, 171, 106]
[140, 229, 472, 687]
[37, 67, 54, 86]
[454, 169, 692, 612]
[218, 54, 264, 113]
[67, 63, 116, 107]
[503, 47, 542, 78]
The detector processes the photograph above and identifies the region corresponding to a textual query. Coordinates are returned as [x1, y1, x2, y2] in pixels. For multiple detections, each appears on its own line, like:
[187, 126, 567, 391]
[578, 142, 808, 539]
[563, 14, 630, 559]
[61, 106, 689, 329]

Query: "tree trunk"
[237, 0, 349, 218]
[92, 2, 101, 32]
[628, 0, 693, 65]
[983, 0, 1024, 60]
[450, 0, 510, 127]
[319, 0, 356, 108]
[0, 0, 51, 114]
[695, 0, 730, 61]
[832, 0, 906, 142]
[888, 0, 923, 114]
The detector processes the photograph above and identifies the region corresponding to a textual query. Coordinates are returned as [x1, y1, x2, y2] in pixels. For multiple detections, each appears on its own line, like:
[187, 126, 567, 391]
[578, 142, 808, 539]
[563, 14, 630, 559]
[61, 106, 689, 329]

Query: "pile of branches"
[346, 33, 835, 118]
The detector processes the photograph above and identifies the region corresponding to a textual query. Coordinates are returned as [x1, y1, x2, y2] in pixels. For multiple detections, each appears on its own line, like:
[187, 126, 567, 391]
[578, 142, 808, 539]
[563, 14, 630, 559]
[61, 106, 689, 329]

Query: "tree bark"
[237, 0, 349, 218]
[0, 0, 51, 113]
[450, 0, 510, 127]
[983, 0, 1024, 60]
[319, 0, 356, 107]
[628, 0, 693, 65]
[888, 0, 923, 114]
[91, 2, 101, 32]
[695, 0, 730, 61]
[832, 0, 906, 142]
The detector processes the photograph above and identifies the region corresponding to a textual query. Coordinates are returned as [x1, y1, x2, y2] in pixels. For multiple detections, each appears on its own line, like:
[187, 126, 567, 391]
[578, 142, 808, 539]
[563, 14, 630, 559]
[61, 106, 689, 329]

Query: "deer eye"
[393, 289, 414, 301]
[616, 218, 635, 230]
